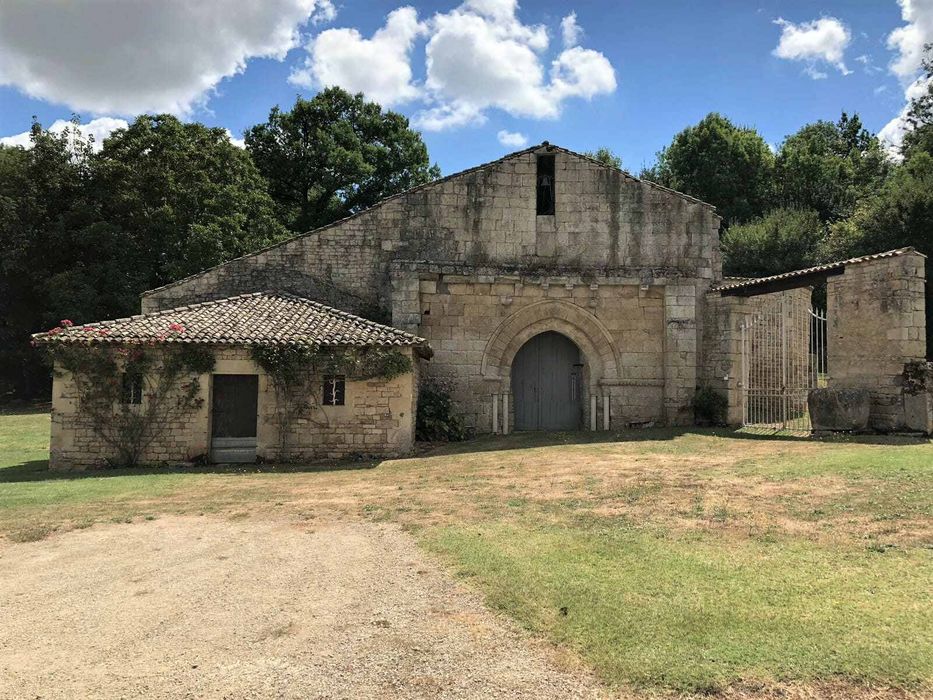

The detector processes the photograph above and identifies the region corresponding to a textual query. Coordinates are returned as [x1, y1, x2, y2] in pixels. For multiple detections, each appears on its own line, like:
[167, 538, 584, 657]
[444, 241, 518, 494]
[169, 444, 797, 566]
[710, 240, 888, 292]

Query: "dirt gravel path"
[0, 516, 605, 699]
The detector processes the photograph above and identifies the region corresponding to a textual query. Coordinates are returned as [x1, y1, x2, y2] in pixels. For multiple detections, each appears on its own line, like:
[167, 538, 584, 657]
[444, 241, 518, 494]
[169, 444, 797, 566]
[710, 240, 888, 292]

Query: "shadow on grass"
[2, 428, 926, 484]
[0, 457, 382, 484]
[0, 402, 51, 416]
[417, 426, 930, 458]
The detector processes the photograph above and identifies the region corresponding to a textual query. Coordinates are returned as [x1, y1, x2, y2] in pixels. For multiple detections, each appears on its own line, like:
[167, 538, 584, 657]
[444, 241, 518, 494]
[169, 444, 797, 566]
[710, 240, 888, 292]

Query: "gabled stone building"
[36, 293, 426, 468]
[143, 143, 723, 434]
[38, 142, 929, 468]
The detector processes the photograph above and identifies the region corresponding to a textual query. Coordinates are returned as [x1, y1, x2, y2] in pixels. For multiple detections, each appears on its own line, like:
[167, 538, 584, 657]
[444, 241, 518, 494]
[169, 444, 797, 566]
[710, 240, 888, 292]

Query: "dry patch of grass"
[1, 413, 931, 696]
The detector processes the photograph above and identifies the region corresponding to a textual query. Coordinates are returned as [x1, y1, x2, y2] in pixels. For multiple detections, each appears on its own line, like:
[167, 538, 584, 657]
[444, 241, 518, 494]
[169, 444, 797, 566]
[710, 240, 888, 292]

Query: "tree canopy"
[645, 113, 775, 226]
[774, 113, 888, 222]
[584, 147, 623, 169]
[0, 116, 287, 399]
[245, 87, 440, 233]
[93, 115, 287, 286]
[721, 208, 825, 278]
[901, 44, 933, 159]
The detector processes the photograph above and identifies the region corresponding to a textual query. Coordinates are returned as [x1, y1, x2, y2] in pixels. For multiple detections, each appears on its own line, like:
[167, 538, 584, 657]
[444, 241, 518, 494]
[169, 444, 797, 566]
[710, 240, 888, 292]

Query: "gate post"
[781, 295, 788, 429]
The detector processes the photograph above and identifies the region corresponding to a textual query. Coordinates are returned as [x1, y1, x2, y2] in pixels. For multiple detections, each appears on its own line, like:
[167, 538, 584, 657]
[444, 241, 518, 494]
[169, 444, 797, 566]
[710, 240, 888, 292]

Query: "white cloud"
[224, 129, 247, 149]
[855, 53, 883, 75]
[290, 6, 427, 106]
[561, 12, 583, 49]
[0, 0, 335, 116]
[497, 129, 527, 147]
[887, 0, 933, 79]
[300, 1, 616, 131]
[0, 117, 128, 152]
[772, 17, 852, 79]
[312, 0, 337, 25]
[415, 1, 615, 130]
[879, 0, 933, 153]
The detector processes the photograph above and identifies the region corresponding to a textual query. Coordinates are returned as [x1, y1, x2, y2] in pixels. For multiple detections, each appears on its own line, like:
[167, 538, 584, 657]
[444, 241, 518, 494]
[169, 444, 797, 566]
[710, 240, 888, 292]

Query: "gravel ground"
[0, 516, 605, 699]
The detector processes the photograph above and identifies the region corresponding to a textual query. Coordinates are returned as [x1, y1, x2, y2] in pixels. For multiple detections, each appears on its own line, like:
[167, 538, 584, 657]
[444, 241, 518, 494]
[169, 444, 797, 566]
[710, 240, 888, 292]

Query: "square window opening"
[121, 372, 143, 405]
[322, 375, 346, 406]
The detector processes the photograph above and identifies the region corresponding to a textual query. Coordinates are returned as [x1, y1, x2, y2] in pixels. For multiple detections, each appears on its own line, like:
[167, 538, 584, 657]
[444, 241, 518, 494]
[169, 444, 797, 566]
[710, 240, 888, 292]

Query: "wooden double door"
[511, 332, 583, 431]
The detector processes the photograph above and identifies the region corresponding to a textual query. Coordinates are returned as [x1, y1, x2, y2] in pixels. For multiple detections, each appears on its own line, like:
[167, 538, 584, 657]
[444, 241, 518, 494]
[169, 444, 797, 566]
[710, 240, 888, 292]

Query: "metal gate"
[740, 295, 827, 433]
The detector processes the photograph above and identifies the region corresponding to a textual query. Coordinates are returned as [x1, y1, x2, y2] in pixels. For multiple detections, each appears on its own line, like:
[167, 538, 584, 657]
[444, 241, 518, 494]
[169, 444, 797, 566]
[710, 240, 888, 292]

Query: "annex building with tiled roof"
[42, 143, 929, 468]
[34, 292, 429, 350]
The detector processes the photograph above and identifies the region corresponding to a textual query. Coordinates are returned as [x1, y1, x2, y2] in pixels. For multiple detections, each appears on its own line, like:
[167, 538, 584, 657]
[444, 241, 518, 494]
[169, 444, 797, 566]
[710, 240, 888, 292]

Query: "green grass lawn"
[1, 409, 931, 696]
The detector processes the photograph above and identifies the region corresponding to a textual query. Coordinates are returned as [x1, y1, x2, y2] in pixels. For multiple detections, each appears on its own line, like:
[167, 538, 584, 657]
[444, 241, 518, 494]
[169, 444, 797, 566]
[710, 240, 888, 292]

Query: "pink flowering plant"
[39, 324, 214, 467]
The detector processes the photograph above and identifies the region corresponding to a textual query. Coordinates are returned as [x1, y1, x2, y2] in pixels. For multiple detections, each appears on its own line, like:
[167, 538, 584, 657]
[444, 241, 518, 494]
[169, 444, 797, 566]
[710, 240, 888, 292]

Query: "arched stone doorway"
[511, 331, 583, 430]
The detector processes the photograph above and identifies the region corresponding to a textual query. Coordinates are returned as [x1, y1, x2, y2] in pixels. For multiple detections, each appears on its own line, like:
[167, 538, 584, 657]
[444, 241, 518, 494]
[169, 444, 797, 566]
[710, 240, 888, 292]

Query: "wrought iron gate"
[740, 295, 827, 433]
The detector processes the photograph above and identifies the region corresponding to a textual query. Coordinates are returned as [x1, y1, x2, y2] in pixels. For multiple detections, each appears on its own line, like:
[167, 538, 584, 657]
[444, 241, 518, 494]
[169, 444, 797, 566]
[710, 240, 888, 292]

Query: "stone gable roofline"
[142, 142, 719, 299]
[33, 291, 430, 352]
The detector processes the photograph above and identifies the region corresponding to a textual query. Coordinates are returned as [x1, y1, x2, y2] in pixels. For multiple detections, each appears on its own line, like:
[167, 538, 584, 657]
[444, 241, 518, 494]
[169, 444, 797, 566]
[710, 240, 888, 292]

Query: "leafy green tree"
[245, 88, 440, 233]
[93, 115, 287, 286]
[901, 44, 933, 159]
[774, 112, 888, 222]
[0, 116, 288, 401]
[584, 147, 623, 169]
[645, 113, 774, 225]
[0, 121, 106, 399]
[721, 208, 825, 277]
[825, 151, 933, 357]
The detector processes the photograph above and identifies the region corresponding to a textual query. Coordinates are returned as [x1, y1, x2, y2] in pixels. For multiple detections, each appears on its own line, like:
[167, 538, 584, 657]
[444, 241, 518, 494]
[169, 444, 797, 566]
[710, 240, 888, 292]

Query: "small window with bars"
[322, 375, 346, 406]
[121, 372, 143, 405]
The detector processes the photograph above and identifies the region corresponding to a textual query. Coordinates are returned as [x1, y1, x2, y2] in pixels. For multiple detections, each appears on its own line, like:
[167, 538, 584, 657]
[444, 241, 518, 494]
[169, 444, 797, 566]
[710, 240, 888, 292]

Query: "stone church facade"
[141, 143, 723, 433]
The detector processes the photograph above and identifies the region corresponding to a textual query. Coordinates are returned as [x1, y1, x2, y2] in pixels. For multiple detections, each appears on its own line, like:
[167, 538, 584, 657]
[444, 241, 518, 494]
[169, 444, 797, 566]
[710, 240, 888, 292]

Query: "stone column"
[390, 268, 422, 334]
[827, 252, 927, 430]
[663, 283, 698, 426]
[502, 393, 509, 434]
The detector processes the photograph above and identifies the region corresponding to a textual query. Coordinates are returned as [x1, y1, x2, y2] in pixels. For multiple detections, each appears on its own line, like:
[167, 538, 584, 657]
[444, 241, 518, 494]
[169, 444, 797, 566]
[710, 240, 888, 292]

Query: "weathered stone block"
[808, 388, 871, 432]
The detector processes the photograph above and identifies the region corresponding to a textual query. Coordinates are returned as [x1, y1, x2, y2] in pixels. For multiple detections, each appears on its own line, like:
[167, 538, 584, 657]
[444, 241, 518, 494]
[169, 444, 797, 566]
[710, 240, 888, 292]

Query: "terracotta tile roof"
[713, 247, 923, 294]
[33, 292, 428, 348]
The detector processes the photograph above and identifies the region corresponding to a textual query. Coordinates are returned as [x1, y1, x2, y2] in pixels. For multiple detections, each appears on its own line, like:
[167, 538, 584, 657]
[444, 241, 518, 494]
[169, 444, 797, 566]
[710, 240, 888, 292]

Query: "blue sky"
[0, 0, 928, 175]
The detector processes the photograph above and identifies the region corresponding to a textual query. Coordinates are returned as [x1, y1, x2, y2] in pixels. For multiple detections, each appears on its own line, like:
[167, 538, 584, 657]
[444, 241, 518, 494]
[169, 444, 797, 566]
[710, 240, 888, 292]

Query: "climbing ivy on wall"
[41, 326, 215, 467]
[250, 345, 412, 457]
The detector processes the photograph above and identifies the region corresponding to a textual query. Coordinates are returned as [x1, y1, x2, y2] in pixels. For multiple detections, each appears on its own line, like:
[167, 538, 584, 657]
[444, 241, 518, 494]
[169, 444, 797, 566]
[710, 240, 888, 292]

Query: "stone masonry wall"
[827, 252, 927, 430]
[49, 346, 416, 469]
[392, 261, 705, 432]
[700, 289, 812, 426]
[141, 147, 722, 321]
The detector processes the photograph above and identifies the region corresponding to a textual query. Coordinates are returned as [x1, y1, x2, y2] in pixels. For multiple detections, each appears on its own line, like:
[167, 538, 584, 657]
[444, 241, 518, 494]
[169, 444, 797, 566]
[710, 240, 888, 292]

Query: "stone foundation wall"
[827, 252, 927, 430]
[49, 346, 416, 469]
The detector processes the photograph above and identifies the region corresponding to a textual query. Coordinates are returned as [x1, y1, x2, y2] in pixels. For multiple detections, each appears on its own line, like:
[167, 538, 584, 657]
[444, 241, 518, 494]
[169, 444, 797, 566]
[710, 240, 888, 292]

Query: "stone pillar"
[390, 269, 422, 334]
[827, 252, 926, 430]
[492, 393, 499, 434]
[502, 393, 509, 434]
[663, 283, 698, 425]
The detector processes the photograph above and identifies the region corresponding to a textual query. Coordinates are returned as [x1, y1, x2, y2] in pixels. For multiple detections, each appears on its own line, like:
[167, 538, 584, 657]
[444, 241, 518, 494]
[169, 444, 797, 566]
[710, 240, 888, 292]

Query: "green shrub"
[416, 382, 465, 442]
[692, 386, 728, 425]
